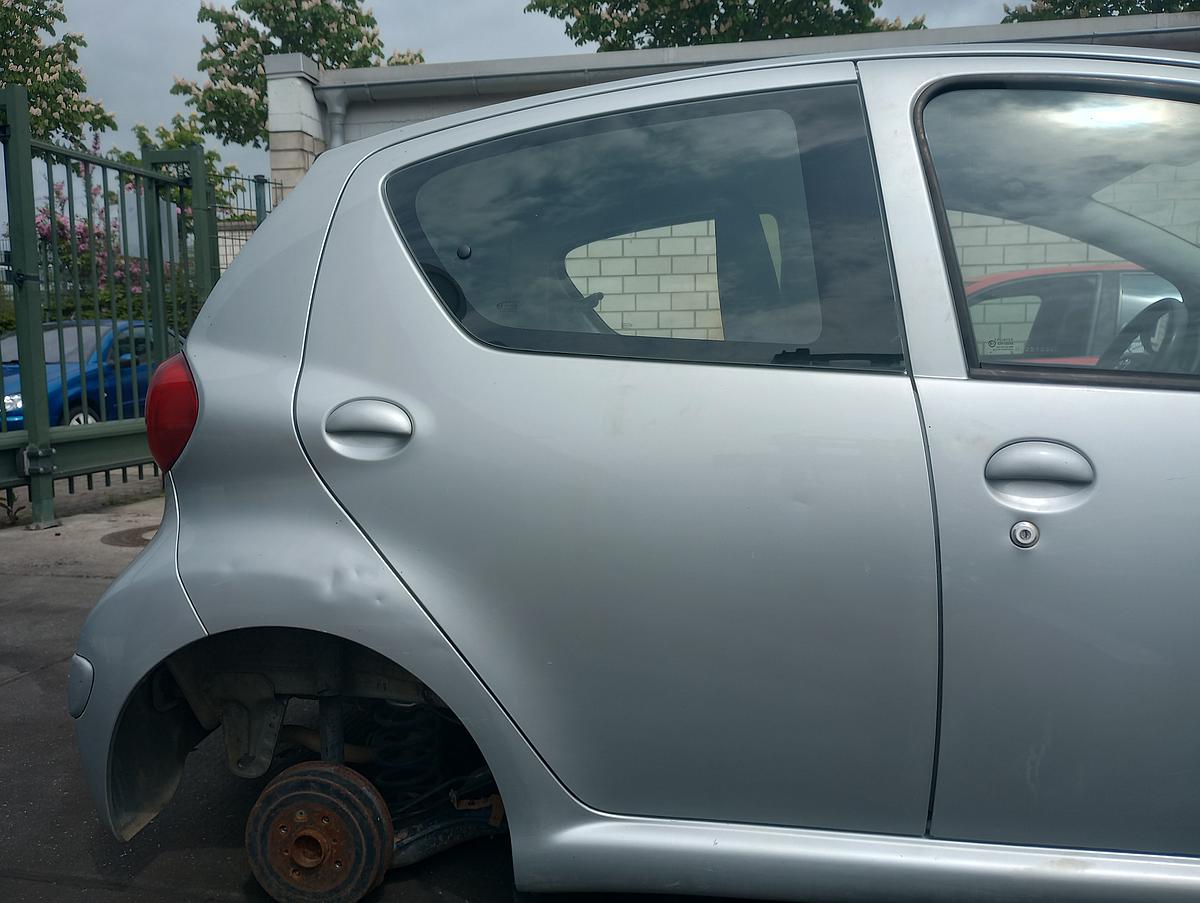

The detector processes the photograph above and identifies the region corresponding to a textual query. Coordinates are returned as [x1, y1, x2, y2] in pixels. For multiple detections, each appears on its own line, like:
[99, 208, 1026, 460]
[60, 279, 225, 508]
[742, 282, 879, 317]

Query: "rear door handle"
[325, 398, 412, 437]
[323, 398, 412, 460]
[985, 441, 1094, 485]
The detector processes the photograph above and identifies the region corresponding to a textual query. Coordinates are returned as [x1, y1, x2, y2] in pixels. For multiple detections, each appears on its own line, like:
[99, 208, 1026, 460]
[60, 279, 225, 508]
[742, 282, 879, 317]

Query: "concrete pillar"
[265, 53, 325, 195]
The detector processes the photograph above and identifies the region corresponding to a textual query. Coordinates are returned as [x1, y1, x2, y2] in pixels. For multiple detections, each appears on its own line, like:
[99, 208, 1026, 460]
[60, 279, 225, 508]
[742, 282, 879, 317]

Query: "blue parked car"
[1, 320, 165, 428]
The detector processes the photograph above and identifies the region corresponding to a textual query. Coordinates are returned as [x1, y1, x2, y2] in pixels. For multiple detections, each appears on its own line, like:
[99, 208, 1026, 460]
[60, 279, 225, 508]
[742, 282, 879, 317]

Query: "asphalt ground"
[0, 496, 750, 903]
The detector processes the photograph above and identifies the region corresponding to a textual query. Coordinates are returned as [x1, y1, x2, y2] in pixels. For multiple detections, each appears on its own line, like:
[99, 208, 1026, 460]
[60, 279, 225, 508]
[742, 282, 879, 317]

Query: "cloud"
[374, 0, 590, 61]
[880, 0, 1006, 27]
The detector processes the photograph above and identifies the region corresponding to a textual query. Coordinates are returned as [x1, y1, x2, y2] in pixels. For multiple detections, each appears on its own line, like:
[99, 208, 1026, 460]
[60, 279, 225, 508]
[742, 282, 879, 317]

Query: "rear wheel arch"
[110, 625, 508, 842]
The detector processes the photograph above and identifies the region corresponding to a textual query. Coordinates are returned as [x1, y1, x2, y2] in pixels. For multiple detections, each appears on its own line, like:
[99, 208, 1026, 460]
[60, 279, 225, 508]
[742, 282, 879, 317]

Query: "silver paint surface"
[72, 476, 206, 837]
[865, 54, 1200, 855]
[295, 62, 939, 833]
[69, 44, 1200, 900]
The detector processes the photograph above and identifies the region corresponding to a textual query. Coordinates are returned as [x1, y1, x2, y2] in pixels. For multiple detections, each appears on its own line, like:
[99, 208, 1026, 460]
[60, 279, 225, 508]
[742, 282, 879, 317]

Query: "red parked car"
[963, 263, 1182, 369]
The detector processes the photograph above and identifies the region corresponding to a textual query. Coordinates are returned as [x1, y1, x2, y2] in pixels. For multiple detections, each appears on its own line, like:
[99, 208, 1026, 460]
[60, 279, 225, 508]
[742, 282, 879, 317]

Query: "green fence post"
[209, 193, 219, 283]
[187, 144, 218, 302]
[140, 148, 169, 367]
[253, 174, 268, 226]
[1, 86, 57, 527]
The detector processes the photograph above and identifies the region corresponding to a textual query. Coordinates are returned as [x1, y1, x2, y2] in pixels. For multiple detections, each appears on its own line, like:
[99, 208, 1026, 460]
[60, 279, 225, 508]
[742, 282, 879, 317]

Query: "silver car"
[71, 43, 1200, 902]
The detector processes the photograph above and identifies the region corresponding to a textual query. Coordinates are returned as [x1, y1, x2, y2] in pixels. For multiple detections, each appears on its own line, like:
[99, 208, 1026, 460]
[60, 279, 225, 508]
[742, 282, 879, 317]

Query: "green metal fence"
[1, 84, 280, 527]
[216, 174, 283, 274]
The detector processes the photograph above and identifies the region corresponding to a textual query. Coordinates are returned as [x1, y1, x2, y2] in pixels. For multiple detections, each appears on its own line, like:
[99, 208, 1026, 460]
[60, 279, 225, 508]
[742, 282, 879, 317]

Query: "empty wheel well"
[113, 626, 503, 853]
[163, 627, 465, 771]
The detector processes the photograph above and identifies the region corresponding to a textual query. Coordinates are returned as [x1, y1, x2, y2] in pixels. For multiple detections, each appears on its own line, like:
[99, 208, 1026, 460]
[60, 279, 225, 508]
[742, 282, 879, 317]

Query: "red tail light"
[146, 353, 198, 472]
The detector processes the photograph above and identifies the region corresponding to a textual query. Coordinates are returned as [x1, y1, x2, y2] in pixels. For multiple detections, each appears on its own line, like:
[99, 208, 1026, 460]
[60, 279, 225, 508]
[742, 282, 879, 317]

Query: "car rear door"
[863, 54, 1200, 855]
[295, 65, 939, 834]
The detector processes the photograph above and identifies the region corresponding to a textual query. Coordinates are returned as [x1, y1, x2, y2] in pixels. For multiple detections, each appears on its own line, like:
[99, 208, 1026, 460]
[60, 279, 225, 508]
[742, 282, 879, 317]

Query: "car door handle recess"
[325, 398, 412, 437]
[985, 441, 1093, 485]
[323, 398, 413, 460]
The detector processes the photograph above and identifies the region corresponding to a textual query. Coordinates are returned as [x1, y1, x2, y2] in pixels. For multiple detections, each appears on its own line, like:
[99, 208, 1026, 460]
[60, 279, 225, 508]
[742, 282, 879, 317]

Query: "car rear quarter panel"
[167, 131, 586, 873]
[72, 476, 205, 838]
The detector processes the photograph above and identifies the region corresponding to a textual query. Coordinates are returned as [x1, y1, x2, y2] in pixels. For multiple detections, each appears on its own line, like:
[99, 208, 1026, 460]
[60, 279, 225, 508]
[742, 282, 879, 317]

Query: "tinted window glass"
[924, 88, 1200, 377]
[108, 327, 152, 363]
[387, 85, 902, 371]
[966, 273, 1104, 363]
[563, 214, 801, 342]
[0, 325, 98, 364]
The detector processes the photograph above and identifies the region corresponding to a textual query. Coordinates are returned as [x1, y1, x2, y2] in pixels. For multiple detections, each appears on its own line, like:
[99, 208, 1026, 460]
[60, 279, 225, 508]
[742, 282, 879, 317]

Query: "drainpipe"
[320, 88, 349, 149]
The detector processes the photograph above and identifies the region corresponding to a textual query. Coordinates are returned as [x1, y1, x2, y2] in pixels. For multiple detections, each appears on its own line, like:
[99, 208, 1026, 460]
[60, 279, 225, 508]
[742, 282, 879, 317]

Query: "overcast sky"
[66, 0, 1010, 175]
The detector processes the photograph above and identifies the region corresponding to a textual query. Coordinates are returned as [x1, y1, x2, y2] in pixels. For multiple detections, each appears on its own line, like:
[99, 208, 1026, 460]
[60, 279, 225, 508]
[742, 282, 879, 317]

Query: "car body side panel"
[916, 377, 1200, 853]
[293, 66, 940, 833]
[175, 451, 589, 888]
[168, 137, 594, 871]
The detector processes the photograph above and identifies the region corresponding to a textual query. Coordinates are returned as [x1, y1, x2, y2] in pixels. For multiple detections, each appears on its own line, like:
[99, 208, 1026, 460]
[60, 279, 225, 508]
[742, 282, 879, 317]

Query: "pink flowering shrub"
[34, 178, 146, 305]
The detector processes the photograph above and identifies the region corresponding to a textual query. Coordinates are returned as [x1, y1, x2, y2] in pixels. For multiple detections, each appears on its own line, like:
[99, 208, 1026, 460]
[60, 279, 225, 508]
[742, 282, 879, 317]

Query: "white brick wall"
[566, 220, 725, 341]
[1099, 161, 1200, 245]
[949, 212, 1114, 283]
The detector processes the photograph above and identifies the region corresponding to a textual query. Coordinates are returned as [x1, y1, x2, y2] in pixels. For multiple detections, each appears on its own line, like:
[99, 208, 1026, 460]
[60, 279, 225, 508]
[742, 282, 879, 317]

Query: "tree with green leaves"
[173, 0, 424, 149]
[524, 0, 925, 51]
[0, 0, 114, 145]
[1003, 1, 1200, 21]
[110, 113, 241, 206]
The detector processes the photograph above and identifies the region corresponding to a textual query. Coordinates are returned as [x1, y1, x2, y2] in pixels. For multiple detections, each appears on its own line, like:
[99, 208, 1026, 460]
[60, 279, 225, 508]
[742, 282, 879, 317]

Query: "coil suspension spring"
[370, 701, 441, 814]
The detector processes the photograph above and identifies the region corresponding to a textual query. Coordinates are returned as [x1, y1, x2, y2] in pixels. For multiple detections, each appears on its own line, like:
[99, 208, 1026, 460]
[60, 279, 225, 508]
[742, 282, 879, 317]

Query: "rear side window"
[923, 87, 1200, 379]
[386, 85, 903, 371]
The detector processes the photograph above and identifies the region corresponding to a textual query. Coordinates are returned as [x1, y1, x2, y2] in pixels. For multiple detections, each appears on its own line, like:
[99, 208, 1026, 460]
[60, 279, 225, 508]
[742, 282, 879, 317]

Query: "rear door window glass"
[386, 84, 902, 371]
[924, 88, 1200, 378]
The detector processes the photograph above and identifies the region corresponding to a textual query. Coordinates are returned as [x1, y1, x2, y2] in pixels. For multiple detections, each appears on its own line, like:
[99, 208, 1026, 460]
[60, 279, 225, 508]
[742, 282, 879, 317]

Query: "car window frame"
[383, 84, 910, 376]
[107, 326, 129, 364]
[915, 74, 1200, 393]
[115, 326, 152, 365]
